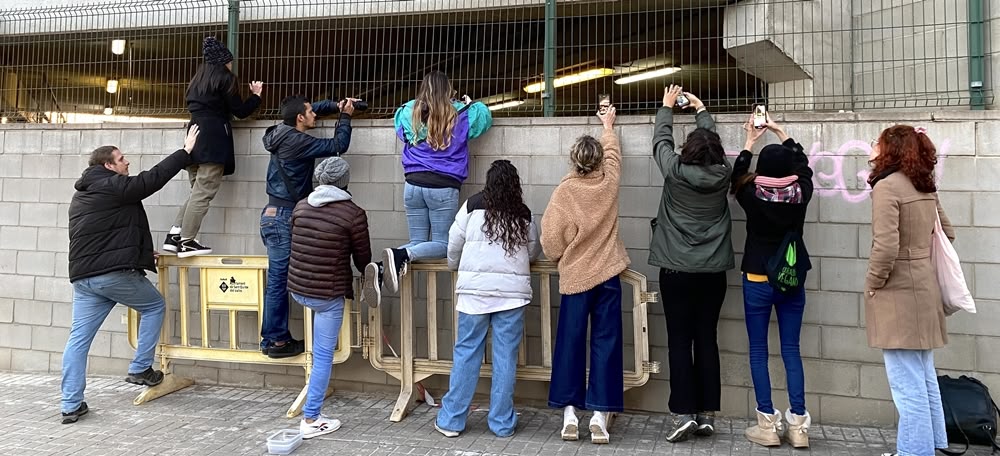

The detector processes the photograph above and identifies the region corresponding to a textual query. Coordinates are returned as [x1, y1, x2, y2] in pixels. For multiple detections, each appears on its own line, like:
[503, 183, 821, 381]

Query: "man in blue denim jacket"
[259, 95, 355, 358]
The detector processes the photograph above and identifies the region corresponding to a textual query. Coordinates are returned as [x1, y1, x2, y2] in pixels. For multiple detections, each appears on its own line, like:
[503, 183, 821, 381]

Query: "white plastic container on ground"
[266, 429, 303, 455]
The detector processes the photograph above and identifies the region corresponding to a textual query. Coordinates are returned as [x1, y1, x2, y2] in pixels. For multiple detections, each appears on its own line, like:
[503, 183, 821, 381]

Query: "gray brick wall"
[2, 111, 999, 426]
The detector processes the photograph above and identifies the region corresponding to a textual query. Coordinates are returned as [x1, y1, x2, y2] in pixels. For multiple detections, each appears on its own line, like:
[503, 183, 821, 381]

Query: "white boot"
[590, 411, 610, 444]
[784, 409, 811, 448]
[745, 409, 782, 447]
[561, 406, 579, 441]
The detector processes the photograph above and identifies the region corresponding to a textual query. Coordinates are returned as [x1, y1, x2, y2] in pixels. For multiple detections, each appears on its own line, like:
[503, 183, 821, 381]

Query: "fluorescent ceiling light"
[111, 39, 126, 55]
[614, 66, 682, 85]
[523, 68, 614, 94]
[106, 79, 119, 94]
[488, 100, 525, 111]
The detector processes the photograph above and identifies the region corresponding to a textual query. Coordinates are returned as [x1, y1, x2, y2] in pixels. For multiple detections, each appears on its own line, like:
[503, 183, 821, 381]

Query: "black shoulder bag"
[938, 375, 1000, 455]
[765, 231, 811, 295]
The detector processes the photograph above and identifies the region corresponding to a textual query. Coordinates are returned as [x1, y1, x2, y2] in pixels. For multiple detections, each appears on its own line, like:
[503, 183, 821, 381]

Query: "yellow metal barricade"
[127, 255, 361, 417]
[364, 259, 659, 422]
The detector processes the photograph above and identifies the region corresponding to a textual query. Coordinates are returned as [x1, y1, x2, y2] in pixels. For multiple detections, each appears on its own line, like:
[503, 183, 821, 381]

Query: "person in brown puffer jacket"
[287, 156, 371, 439]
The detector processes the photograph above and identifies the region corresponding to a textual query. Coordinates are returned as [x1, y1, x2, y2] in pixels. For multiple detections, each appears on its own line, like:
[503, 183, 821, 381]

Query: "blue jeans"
[742, 277, 807, 415]
[883, 349, 948, 456]
[292, 293, 345, 420]
[62, 270, 165, 413]
[260, 206, 294, 348]
[437, 306, 525, 437]
[400, 183, 459, 261]
[548, 276, 624, 412]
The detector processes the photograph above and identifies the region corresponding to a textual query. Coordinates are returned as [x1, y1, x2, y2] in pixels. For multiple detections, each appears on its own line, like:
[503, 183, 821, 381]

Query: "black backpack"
[765, 231, 811, 294]
[938, 375, 1000, 455]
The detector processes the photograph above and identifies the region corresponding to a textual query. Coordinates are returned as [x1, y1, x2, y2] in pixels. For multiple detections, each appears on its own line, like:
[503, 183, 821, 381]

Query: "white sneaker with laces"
[300, 415, 341, 439]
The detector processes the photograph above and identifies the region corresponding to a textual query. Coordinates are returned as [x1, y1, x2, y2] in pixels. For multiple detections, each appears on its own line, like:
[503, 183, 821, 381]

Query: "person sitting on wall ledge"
[61, 125, 200, 425]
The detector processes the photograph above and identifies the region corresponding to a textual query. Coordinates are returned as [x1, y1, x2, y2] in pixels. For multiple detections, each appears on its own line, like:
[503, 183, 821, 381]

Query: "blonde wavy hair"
[411, 71, 457, 151]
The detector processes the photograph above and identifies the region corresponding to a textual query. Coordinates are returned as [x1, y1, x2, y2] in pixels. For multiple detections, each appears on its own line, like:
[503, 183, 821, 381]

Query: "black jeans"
[660, 268, 727, 414]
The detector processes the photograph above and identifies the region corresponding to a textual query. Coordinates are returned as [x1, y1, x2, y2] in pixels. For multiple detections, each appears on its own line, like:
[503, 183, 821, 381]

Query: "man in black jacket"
[61, 126, 199, 424]
[258, 95, 355, 358]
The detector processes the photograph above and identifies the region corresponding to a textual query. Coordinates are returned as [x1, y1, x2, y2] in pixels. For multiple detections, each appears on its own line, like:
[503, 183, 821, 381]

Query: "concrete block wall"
[2, 110, 1000, 426]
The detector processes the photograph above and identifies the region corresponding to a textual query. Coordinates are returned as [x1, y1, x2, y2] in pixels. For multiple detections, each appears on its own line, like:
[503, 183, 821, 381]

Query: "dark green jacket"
[648, 107, 735, 273]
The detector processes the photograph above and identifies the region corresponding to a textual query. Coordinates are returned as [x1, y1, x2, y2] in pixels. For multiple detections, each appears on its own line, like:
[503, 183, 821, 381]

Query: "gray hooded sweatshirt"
[648, 108, 735, 273]
[307, 184, 352, 207]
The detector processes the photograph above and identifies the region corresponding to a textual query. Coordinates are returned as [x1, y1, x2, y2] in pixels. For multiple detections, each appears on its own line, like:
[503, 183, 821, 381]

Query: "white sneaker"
[300, 415, 341, 439]
[434, 422, 459, 438]
[590, 411, 610, 444]
[561, 406, 579, 441]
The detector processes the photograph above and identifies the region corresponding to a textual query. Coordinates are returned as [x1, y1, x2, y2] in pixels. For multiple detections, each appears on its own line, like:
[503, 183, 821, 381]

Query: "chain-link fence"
[1, 0, 994, 121]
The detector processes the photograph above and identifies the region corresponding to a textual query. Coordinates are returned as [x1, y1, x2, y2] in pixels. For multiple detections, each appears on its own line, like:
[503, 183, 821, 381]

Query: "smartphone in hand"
[598, 94, 611, 115]
[753, 105, 767, 129]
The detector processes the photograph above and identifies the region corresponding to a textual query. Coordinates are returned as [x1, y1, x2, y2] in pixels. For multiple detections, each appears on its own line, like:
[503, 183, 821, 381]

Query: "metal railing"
[1, 0, 993, 121]
[127, 254, 361, 417]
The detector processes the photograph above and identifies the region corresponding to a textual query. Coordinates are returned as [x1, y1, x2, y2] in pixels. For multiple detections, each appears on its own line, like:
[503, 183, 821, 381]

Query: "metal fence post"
[968, 0, 985, 110]
[543, 0, 556, 117]
[228, 0, 240, 74]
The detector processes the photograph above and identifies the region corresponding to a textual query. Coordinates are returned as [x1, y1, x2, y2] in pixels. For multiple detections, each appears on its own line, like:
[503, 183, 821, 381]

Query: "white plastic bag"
[932, 214, 976, 315]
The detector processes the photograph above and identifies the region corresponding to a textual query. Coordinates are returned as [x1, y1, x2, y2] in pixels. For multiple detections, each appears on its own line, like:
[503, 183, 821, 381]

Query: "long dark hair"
[411, 71, 457, 150]
[186, 63, 236, 99]
[482, 160, 532, 257]
[680, 128, 726, 166]
[868, 125, 937, 192]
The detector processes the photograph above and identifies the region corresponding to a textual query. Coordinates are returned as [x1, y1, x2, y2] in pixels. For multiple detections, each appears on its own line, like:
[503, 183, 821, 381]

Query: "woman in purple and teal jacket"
[361, 71, 492, 306]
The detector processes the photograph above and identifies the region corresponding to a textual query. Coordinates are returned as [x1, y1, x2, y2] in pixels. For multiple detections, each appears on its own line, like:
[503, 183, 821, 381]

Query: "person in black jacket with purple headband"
[732, 111, 815, 449]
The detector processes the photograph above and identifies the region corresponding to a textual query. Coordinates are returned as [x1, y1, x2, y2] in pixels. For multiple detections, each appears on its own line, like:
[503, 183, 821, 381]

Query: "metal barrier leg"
[133, 373, 195, 406]
[390, 272, 416, 422]
[287, 384, 310, 418]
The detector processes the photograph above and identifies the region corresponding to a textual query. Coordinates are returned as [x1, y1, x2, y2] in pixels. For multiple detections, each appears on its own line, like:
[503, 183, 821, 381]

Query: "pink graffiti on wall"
[727, 139, 952, 204]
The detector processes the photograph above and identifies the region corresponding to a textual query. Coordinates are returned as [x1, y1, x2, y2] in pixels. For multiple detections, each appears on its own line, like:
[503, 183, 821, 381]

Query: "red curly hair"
[870, 125, 938, 193]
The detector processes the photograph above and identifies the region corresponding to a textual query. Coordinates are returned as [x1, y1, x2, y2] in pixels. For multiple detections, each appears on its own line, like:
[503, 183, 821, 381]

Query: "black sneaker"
[361, 262, 383, 308]
[666, 414, 697, 443]
[125, 367, 164, 387]
[162, 233, 181, 253]
[694, 412, 715, 436]
[176, 238, 213, 258]
[61, 402, 89, 424]
[381, 248, 409, 293]
[267, 339, 304, 359]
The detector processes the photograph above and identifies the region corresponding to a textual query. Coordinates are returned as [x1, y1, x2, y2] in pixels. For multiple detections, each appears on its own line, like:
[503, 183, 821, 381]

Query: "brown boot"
[784, 409, 811, 448]
[745, 409, 782, 447]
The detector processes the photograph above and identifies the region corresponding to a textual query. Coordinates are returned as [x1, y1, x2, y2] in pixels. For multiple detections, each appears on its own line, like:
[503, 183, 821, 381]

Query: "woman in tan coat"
[541, 105, 629, 445]
[865, 125, 955, 456]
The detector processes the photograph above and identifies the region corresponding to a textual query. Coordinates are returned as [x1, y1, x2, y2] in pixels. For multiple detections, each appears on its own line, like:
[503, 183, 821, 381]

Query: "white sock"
[590, 411, 607, 429]
[563, 406, 578, 425]
[169, 226, 181, 235]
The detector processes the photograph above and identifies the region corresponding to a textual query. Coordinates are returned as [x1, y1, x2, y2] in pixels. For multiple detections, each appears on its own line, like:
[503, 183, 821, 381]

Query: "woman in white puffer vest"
[433, 159, 541, 439]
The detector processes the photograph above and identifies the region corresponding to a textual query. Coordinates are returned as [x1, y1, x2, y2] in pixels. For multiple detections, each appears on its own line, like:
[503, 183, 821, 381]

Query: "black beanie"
[755, 144, 796, 178]
[203, 37, 233, 65]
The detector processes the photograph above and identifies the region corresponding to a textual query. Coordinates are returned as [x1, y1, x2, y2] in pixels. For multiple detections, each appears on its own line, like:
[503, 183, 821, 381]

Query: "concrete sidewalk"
[0, 372, 991, 455]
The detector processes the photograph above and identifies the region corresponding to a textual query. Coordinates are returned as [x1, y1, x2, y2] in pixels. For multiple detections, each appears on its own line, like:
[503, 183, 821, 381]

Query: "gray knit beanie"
[314, 157, 350, 189]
